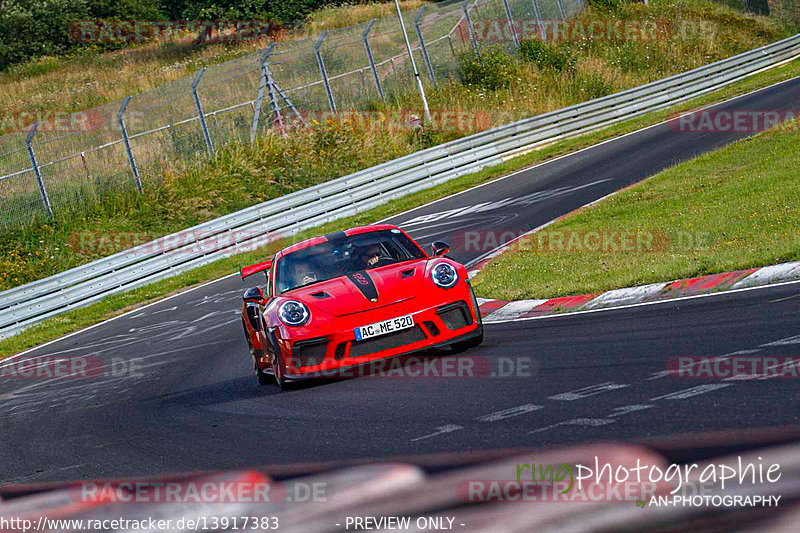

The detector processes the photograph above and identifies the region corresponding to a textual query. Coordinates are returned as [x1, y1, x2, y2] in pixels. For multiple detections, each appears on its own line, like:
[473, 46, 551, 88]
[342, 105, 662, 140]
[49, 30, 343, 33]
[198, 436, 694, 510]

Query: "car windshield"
[275, 229, 426, 293]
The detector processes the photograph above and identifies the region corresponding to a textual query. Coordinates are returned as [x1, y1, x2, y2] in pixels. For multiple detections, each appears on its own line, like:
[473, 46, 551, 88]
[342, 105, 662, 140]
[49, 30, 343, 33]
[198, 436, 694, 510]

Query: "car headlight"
[279, 301, 310, 326]
[431, 262, 458, 289]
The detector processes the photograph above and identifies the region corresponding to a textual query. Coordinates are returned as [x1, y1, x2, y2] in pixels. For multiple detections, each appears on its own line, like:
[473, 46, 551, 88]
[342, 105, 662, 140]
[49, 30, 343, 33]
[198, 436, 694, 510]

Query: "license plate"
[354, 314, 414, 341]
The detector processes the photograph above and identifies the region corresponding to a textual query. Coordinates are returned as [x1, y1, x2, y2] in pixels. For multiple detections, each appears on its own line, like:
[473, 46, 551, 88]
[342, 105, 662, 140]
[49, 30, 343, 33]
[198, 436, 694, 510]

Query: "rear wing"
[240, 259, 273, 280]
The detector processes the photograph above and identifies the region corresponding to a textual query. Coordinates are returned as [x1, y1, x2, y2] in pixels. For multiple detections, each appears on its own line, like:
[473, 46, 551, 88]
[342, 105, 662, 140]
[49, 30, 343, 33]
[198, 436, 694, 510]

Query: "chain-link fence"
[0, 0, 586, 229]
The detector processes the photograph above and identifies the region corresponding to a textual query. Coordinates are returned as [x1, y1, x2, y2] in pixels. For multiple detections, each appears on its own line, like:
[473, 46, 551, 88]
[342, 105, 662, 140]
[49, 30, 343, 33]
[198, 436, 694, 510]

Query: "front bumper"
[280, 297, 481, 380]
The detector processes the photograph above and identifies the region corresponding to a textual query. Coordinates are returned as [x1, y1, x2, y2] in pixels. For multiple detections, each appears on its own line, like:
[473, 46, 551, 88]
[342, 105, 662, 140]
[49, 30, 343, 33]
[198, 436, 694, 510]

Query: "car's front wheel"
[254, 358, 272, 385]
[272, 349, 291, 390]
[451, 284, 484, 352]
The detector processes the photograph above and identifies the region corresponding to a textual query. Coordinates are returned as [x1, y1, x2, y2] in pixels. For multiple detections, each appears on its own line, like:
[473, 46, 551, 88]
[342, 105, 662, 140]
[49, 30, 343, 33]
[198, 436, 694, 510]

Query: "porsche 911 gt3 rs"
[239, 224, 483, 388]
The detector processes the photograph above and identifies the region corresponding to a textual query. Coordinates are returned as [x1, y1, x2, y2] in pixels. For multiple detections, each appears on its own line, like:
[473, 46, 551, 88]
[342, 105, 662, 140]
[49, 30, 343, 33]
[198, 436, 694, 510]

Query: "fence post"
[251, 43, 282, 143]
[394, 0, 431, 124]
[265, 54, 283, 131]
[24, 122, 53, 218]
[531, 0, 547, 40]
[117, 96, 143, 192]
[556, 0, 567, 19]
[462, 1, 481, 57]
[363, 19, 385, 101]
[414, 7, 437, 86]
[192, 67, 215, 155]
[315, 31, 336, 114]
[500, 0, 520, 49]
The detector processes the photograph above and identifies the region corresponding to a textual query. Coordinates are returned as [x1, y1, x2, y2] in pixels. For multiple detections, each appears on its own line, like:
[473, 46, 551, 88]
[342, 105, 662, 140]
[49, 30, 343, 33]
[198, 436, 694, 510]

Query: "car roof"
[276, 224, 403, 259]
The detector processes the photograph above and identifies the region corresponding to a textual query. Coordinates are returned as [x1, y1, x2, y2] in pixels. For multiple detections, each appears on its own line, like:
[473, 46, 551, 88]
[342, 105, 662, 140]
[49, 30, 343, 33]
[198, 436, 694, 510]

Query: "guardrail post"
[24, 122, 53, 218]
[556, 0, 567, 20]
[531, 0, 547, 40]
[192, 67, 215, 155]
[315, 31, 336, 114]
[363, 19, 385, 101]
[251, 43, 282, 143]
[117, 96, 143, 192]
[414, 7, 437, 86]
[500, 0, 520, 49]
[462, 1, 481, 57]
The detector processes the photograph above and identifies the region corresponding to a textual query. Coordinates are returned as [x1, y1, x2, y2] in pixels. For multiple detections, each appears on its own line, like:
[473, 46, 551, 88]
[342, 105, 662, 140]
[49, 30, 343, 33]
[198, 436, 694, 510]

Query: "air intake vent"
[423, 321, 440, 337]
[310, 291, 331, 299]
[334, 343, 347, 360]
[401, 268, 415, 278]
[293, 338, 328, 368]
[437, 301, 472, 330]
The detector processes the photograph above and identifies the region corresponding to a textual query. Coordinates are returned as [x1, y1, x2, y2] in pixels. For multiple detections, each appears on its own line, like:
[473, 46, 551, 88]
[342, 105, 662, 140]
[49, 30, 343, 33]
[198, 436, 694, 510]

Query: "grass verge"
[471, 116, 800, 301]
[1, 58, 800, 359]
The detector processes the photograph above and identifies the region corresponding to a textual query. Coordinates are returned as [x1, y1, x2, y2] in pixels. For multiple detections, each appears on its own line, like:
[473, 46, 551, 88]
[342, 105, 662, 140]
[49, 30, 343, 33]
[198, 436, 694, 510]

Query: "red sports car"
[239, 224, 484, 388]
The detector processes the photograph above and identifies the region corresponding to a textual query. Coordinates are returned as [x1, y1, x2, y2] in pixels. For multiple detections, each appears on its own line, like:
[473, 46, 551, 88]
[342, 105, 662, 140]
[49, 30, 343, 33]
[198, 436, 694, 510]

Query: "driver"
[292, 260, 317, 287]
[359, 243, 387, 269]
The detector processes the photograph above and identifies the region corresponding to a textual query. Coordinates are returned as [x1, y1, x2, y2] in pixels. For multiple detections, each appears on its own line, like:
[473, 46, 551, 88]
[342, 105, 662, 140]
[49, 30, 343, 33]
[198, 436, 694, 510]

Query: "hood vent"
[401, 268, 416, 278]
[310, 291, 331, 299]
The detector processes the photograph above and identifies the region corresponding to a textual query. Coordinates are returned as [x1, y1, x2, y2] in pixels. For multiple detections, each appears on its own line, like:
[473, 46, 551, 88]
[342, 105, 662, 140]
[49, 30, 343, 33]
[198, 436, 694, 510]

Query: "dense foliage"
[0, 0, 365, 70]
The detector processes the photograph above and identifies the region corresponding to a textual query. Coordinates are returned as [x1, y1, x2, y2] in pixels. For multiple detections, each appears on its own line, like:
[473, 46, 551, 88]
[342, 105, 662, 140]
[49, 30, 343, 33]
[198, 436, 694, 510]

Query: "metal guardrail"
[1, 34, 799, 339]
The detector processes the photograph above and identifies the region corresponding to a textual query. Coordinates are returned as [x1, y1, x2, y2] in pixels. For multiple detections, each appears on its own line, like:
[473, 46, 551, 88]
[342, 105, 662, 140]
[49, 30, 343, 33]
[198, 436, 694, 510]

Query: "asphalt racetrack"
[1, 77, 799, 484]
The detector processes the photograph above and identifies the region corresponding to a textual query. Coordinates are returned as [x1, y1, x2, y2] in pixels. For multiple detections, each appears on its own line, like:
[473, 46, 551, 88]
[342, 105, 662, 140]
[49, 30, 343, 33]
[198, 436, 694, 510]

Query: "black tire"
[271, 348, 292, 390]
[451, 283, 484, 352]
[254, 359, 272, 385]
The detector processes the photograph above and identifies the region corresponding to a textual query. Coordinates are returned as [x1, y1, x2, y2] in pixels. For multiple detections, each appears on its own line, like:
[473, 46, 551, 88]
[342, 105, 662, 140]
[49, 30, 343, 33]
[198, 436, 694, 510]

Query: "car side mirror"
[431, 241, 450, 257]
[243, 286, 267, 303]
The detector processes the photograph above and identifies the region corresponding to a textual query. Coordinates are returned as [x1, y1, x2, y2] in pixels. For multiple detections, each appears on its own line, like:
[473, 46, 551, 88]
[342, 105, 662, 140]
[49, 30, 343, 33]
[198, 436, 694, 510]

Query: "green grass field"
[471, 117, 800, 301]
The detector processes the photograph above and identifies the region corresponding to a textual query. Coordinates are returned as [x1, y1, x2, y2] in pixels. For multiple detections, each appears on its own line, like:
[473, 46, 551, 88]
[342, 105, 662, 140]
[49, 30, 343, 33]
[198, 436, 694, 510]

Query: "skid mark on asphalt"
[406, 214, 516, 244]
[476, 404, 544, 422]
[608, 404, 653, 417]
[650, 384, 732, 400]
[646, 349, 761, 380]
[769, 293, 800, 303]
[400, 180, 613, 228]
[0, 340, 230, 418]
[408, 331, 800, 442]
[548, 382, 629, 401]
[761, 334, 800, 346]
[531, 418, 616, 433]
[411, 424, 464, 442]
